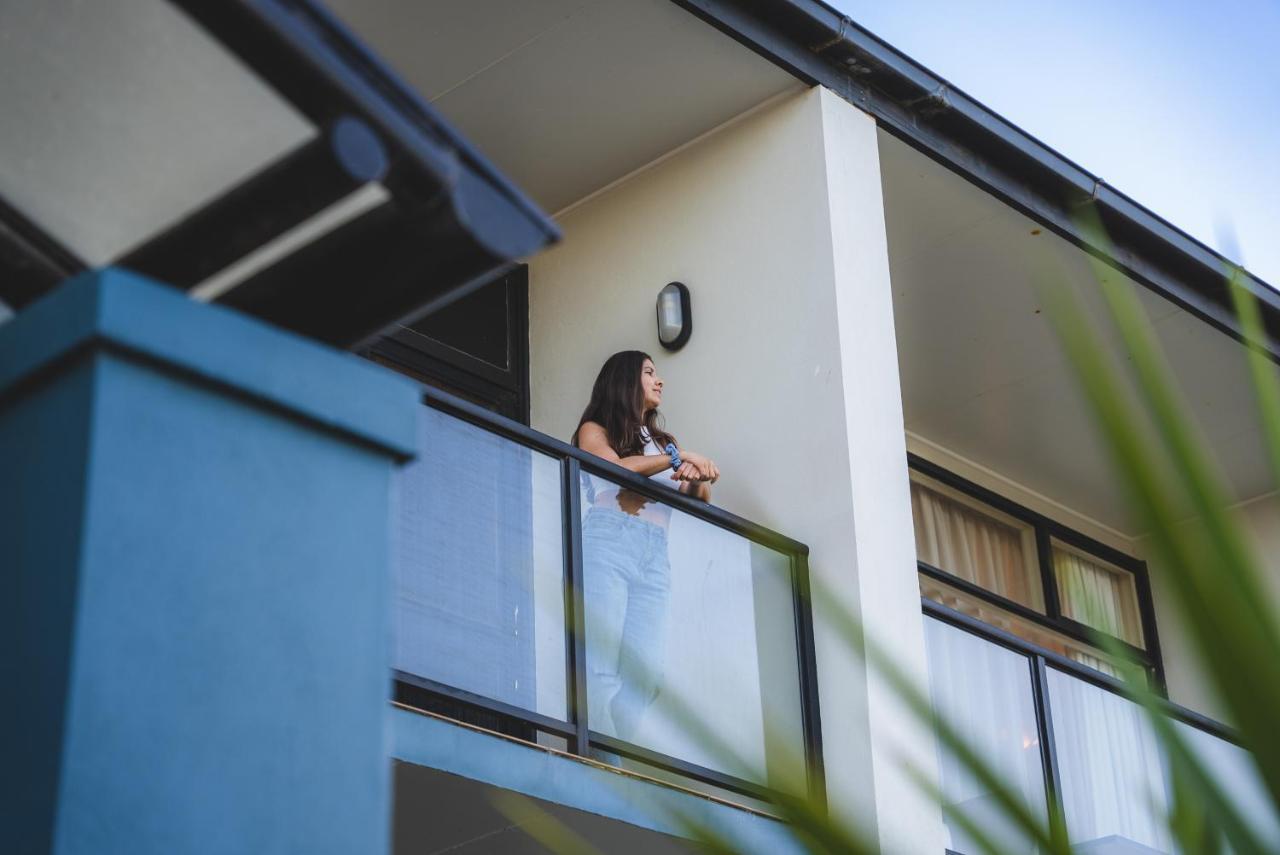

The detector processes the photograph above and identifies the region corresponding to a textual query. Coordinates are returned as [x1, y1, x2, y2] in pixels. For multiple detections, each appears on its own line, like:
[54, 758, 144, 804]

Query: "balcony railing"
[390, 387, 824, 804]
[924, 599, 1278, 854]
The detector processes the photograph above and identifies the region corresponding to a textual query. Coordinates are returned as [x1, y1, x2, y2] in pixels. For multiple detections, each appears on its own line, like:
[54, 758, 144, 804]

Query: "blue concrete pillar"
[2, 270, 420, 854]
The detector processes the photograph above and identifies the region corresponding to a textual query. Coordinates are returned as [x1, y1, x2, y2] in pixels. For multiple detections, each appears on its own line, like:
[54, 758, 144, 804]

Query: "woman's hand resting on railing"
[673, 450, 719, 485]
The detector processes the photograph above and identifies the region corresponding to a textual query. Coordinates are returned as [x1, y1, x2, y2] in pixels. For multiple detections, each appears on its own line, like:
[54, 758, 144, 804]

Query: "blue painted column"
[1, 270, 420, 854]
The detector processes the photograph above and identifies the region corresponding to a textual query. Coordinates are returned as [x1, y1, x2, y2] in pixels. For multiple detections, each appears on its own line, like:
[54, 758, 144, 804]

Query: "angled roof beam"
[143, 0, 560, 346]
[117, 117, 389, 291]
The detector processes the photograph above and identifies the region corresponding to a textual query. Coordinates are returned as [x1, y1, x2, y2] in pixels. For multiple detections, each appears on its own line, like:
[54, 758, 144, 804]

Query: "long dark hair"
[572, 350, 677, 456]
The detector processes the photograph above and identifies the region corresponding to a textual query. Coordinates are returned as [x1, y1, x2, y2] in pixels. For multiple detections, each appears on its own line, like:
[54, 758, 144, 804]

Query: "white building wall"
[528, 86, 945, 853]
[816, 88, 946, 855]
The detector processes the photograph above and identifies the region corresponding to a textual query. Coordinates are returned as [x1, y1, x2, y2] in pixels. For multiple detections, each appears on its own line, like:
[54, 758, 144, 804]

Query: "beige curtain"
[1067, 648, 1121, 678]
[1053, 547, 1144, 646]
[911, 481, 1041, 610]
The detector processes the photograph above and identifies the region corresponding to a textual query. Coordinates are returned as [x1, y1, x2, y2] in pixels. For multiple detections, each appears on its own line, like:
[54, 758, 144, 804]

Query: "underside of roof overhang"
[676, 0, 1280, 364]
[881, 131, 1275, 537]
[0, 0, 807, 345]
[320, 0, 803, 216]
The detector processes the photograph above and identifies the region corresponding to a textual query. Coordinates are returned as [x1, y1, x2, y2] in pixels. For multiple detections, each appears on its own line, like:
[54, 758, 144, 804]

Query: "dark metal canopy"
[0, 0, 559, 349]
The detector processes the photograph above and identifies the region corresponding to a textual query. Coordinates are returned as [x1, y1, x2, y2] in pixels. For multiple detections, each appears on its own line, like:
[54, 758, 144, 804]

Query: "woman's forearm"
[620, 455, 712, 499]
[616, 454, 679, 478]
[613, 450, 714, 498]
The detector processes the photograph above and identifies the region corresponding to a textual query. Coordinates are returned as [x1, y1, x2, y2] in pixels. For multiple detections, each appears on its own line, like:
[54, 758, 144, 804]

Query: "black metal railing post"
[1031, 655, 1068, 842]
[562, 456, 589, 756]
[792, 551, 827, 809]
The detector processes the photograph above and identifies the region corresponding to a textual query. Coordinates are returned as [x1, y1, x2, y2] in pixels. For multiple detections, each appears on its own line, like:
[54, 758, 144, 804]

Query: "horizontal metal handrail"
[393, 670, 577, 739]
[918, 562, 1155, 669]
[924, 597, 1240, 745]
[419, 384, 809, 557]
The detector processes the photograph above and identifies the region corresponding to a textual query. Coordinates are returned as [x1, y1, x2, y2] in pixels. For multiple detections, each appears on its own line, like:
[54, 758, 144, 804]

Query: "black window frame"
[364, 266, 531, 424]
[908, 453, 1165, 690]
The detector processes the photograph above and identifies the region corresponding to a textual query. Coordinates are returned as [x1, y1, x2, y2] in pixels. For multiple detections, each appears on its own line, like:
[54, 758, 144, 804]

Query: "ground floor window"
[908, 455, 1161, 684]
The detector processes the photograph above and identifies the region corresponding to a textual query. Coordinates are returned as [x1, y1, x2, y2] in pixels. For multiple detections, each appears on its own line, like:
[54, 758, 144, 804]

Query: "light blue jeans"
[582, 507, 671, 742]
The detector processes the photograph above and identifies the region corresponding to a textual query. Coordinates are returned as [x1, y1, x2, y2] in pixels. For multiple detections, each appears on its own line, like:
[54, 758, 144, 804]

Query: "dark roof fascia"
[673, 0, 1280, 359]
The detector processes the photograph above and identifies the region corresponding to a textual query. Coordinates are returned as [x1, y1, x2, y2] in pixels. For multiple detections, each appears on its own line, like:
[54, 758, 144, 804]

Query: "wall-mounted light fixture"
[656, 281, 691, 351]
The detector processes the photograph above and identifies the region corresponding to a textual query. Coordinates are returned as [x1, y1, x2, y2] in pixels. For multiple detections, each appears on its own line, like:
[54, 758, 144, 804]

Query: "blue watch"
[665, 443, 682, 470]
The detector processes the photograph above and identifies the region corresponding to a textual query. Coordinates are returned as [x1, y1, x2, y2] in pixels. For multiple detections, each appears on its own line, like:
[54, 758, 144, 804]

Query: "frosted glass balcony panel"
[393, 406, 567, 720]
[1047, 668, 1172, 853]
[1177, 721, 1280, 850]
[579, 471, 805, 790]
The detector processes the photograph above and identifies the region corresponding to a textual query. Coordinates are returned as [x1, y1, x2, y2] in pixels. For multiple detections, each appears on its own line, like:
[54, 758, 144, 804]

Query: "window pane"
[399, 271, 512, 369]
[1053, 539, 1145, 647]
[1047, 668, 1172, 852]
[393, 406, 567, 720]
[921, 575, 1141, 680]
[923, 617, 1048, 854]
[909, 472, 1044, 612]
[580, 472, 805, 791]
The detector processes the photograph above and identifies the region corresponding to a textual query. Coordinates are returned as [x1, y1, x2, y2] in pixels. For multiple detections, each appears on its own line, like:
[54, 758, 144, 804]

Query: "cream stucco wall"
[529, 87, 842, 527]
[527, 86, 945, 853]
[522, 73, 1275, 848]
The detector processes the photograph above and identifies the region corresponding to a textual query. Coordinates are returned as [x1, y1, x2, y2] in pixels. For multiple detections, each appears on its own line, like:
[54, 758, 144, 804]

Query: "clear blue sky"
[832, 0, 1280, 287]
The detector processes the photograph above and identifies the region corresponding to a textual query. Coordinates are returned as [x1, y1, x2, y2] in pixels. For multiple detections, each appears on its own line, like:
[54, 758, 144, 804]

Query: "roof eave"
[674, 0, 1280, 358]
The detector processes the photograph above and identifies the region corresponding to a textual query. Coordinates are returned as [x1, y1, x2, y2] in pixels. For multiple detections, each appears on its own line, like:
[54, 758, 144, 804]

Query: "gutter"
[674, 0, 1280, 359]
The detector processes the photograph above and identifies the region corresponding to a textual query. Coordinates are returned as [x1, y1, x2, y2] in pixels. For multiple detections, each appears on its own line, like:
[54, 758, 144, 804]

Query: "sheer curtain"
[1047, 668, 1172, 852]
[911, 480, 1043, 611]
[1054, 546, 1144, 646]
[924, 617, 1048, 854]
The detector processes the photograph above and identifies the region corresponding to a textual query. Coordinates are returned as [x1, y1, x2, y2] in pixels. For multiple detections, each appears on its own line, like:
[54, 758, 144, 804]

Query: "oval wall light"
[656, 281, 691, 351]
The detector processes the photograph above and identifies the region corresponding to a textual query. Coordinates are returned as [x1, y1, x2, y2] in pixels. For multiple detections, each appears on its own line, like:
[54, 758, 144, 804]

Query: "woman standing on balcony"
[572, 350, 719, 748]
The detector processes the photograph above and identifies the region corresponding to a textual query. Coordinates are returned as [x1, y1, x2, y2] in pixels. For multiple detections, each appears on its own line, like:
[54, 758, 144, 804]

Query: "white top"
[640, 428, 679, 490]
